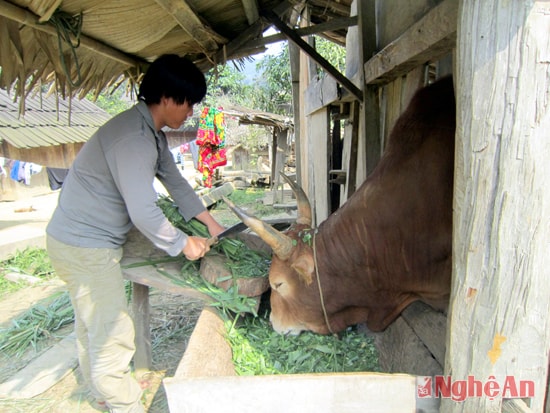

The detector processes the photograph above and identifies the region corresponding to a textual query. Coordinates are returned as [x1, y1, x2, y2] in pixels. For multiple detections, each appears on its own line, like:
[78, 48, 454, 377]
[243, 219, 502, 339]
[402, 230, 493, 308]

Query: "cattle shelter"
[0, 0, 549, 412]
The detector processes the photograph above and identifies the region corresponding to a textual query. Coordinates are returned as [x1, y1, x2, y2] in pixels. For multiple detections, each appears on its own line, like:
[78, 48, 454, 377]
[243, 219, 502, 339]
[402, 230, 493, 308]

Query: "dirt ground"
[0, 278, 205, 413]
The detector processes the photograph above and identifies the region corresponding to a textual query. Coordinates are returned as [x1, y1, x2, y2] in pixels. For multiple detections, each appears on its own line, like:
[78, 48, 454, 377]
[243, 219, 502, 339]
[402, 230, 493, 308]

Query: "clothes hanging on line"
[46, 167, 70, 190]
[8, 160, 43, 185]
[196, 107, 227, 188]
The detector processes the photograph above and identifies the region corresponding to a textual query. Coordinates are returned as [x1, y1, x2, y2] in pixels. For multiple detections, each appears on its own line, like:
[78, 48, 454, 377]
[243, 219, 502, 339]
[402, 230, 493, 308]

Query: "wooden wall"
[296, 0, 550, 410]
[1, 141, 84, 169]
[300, 0, 454, 222]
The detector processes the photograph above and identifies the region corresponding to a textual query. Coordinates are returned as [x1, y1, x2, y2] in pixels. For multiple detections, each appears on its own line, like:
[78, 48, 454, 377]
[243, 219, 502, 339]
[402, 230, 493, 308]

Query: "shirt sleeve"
[106, 135, 188, 257]
[155, 138, 206, 220]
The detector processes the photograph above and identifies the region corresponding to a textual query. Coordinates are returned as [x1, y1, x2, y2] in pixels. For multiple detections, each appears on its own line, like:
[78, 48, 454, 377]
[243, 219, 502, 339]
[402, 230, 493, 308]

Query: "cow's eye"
[271, 281, 288, 295]
[272, 282, 283, 290]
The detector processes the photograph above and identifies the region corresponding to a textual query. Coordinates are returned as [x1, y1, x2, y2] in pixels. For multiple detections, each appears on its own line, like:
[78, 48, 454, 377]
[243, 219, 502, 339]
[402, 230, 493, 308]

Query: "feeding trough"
[163, 307, 439, 413]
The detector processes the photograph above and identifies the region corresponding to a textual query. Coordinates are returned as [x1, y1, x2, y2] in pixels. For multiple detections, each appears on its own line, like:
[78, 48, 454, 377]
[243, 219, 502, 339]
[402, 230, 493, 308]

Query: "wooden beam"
[241, 0, 259, 25]
[263, 10, 363, 102]
[357, 0, 381, 178]
[363, 0, 458, 85]
[195, 18, 267, 71]
[346, 100, 359, 197]
[0, 0, 144, 68]
[247, 15, 357, 48]
[152, 0, 226, 53]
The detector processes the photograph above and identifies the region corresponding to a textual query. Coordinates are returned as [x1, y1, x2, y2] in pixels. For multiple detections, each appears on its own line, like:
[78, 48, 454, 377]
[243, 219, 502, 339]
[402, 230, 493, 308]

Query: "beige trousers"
[47, 235, 144, 413]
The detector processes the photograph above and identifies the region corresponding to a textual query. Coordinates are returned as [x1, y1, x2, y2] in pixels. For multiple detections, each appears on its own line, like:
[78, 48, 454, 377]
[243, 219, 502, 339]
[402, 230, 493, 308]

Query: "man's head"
[138, 54, 206, 106]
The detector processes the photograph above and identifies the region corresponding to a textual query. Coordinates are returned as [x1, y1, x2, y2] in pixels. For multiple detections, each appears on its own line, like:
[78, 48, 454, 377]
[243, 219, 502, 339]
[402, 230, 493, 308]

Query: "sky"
[241, 28, 285, 82]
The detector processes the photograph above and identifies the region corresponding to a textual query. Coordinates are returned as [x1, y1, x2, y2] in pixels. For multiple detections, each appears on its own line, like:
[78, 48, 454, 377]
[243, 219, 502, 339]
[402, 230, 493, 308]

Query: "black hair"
[138, 54, 207, 105]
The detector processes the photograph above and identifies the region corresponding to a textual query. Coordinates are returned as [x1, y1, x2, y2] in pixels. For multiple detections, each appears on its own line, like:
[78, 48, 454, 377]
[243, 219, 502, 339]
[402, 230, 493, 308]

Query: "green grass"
[0, 248, 56, 297]
[0, 291, 74, 357]
[226, 314, 380, 375]
[209, 187, 280, 226]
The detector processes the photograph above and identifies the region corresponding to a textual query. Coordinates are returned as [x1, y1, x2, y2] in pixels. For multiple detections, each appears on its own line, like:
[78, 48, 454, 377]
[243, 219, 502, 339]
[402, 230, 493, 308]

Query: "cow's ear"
[291, 254, 314, 285]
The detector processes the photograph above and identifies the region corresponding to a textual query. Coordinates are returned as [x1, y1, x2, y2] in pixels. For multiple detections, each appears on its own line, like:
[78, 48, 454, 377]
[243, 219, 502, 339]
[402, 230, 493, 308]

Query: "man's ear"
[291, 254, 314, 285]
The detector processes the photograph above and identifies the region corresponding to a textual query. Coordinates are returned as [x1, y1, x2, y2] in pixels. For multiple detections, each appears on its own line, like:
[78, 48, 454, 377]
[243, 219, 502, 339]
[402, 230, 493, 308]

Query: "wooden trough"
[162, 307, 442, 413]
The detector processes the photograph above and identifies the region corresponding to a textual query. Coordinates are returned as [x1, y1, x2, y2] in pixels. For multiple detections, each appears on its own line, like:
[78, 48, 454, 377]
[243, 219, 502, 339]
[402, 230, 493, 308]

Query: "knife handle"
[206, 236, 218, 247]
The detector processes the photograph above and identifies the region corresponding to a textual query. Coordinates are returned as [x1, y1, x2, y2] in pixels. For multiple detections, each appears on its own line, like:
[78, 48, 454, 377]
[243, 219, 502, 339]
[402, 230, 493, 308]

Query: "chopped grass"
[157, 194, 271, 280]
[226, 314, 380, 376]
[157, 261, 260, 317]
[0, 291, 74, 357]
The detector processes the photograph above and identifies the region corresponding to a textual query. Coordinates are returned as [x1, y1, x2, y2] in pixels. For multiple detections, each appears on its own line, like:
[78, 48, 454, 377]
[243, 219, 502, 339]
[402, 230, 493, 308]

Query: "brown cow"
[225, 76, 455, 335]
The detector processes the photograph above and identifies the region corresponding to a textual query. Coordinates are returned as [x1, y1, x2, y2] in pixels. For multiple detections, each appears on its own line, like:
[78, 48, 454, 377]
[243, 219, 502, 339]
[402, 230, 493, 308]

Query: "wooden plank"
[346, 100, 359, 197]
[308, 109, 330, 224]
[304, 75, 339, 115]
[363, 0, 458, 85]
[200, 182, 234, 208]
[401, 301, 447, 366]
[373, 316, 443, 377]
[445, 1, 550, 411]
[173, 308, 235, 378]
[121, 258, 212, 302]
[164, 373, 417, 413]
[502, 399, 534, 413]
[132, 283, 152, 372]
[0, 333, 77, 398]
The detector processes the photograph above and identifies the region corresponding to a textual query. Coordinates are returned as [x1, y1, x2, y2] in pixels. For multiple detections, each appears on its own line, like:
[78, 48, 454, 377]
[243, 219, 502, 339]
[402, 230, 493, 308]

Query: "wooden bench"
[121, 257, 212, 372]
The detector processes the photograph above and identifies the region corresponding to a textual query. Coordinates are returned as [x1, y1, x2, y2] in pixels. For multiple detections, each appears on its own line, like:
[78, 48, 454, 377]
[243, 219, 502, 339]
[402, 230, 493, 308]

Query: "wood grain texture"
[445, 1, 550, 411]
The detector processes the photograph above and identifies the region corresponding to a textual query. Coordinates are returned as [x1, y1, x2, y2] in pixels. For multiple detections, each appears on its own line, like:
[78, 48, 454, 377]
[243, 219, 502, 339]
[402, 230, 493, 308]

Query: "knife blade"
[206, 221, 248, 246]
[205, 218, 293, 247]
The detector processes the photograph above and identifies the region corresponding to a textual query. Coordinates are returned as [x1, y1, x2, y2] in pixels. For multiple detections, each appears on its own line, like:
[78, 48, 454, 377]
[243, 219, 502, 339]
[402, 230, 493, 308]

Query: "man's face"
[163, 97, 194, 129]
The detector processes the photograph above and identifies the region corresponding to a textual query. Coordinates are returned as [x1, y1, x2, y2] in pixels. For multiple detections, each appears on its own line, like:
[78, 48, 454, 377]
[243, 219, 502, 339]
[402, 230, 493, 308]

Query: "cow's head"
[224, 173, 329, 335]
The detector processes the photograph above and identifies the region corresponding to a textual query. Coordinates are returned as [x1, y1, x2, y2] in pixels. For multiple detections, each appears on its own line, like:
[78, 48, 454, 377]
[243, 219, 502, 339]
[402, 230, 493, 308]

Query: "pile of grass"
[156, 194, 271, 317]
[0, 291, 73, 356]
[225, 314, 380, 375]
[157, 261, 260, 317]
[0, 248, 55, 297]
[157, 194, 271, 279]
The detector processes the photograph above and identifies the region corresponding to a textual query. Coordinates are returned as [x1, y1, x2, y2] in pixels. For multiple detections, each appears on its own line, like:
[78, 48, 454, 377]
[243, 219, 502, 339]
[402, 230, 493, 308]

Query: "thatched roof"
[0, 0, 354, 101]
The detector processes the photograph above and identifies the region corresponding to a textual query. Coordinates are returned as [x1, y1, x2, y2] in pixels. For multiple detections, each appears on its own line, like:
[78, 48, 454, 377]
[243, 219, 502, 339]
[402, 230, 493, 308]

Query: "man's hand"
[194, 210, 225, 237]
[182, 236, 210, 260]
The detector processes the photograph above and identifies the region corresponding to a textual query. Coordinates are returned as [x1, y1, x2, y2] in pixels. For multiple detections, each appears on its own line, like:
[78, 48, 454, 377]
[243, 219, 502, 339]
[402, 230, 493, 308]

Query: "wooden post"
[289, 42, 302, 185]
[445, 1, 550, 411]
[132, 283, 152, 372]
[356, 0, 380, 178]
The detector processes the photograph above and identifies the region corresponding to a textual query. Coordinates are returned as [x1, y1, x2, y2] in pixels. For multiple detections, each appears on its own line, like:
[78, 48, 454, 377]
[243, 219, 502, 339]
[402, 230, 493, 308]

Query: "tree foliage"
[86, 82, 133, 115]
[254, 44, 292, 115]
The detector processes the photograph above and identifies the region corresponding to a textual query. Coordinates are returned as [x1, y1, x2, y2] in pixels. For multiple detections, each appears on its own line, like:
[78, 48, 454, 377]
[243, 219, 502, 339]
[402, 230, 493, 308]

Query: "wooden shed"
[0, 0, 548, 411]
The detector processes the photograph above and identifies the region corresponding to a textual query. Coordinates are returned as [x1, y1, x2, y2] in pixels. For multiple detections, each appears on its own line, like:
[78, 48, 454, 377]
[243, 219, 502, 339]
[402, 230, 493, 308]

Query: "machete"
[206, 221, 248, 246]
[206, 218, 293, 246]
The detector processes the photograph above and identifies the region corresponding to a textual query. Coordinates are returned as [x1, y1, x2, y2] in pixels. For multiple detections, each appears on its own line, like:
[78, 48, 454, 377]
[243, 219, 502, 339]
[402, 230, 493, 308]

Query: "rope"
[313, 232, 335, 335]
[47, 9, 84, 88]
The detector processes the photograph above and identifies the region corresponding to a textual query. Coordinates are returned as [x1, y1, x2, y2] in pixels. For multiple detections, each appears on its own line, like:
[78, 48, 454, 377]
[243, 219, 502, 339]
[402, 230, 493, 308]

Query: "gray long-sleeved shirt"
[47, 101, 206, 256]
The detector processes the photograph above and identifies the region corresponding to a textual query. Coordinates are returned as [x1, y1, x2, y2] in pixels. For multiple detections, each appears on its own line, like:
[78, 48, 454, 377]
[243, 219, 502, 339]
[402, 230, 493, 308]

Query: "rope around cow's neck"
[313, 232, 335, 335]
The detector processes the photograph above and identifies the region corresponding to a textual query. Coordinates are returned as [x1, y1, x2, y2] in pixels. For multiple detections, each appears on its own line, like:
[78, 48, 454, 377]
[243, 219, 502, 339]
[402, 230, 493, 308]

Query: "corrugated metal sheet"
[0, 89, 112, 149]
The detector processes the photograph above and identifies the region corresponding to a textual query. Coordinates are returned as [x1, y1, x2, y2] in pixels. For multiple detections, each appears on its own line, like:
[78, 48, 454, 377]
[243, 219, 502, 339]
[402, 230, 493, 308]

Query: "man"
[46, 55, 224, 412]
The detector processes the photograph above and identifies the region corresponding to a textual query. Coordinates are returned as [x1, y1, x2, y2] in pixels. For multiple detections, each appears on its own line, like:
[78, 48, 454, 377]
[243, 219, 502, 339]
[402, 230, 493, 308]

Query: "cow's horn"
[279, 172, 312, 226]
[222, 196, 294, 260]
